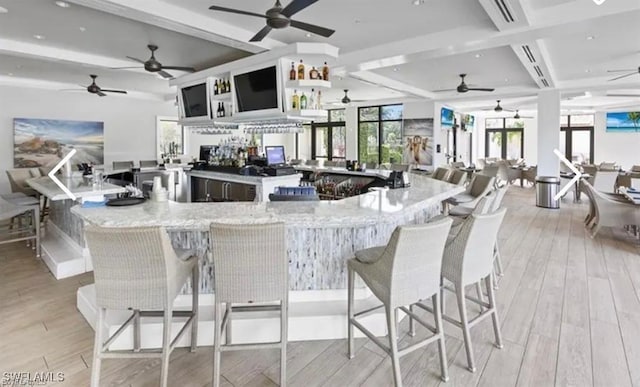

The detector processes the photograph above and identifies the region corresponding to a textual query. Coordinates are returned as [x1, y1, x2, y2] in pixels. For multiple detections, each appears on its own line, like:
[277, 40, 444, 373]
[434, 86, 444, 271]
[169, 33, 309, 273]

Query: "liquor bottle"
[216, 102, 220, 118]
[309, 66, 319, 80]
[222, 79, 227, 94]
[300, 92, 307, 110]
[309, 88, 316, 110]
[322, 62, 330, 81]
[226, 79, 231, 93]
[214, 79, 219, 95]
[289, 62, 296, 81]
[292, 90, 299, 110]
[316, 90, 322, 109]
[221, 102, 225, 117]
[297, 59, 305, 80]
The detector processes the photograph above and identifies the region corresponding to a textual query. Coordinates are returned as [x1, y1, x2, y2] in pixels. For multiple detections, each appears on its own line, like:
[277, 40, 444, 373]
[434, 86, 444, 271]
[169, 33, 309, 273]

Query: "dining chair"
[85, 226, 199, 387]
[347, 217, 453, 387]
[581, 181, 640, 238]
[210, 222, 288, 387]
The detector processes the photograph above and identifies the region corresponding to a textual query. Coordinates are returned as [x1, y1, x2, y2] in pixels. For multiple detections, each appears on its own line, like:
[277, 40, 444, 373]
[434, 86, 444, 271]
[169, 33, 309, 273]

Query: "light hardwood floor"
[1, 188, 640, 387]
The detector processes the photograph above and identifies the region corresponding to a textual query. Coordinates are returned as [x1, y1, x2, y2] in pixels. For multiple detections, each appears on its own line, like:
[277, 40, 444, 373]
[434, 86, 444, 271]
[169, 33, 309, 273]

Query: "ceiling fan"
[118, 45, 196, 79]
[208, 0, 335, 42]
[61, 75, 127, 97]
[435, 74, 495, 93]
[483, 100, 514, 112]
[513, 110, 533, 119]
[607, 66, 640, 82]
[324, 90, 366, 106]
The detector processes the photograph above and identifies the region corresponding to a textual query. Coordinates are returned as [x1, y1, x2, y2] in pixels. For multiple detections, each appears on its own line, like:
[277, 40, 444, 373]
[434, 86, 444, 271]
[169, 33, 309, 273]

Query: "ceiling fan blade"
[607, 69, 636, 73]
[432, 88, 457, 92]
[289, 20, 335, 38]
[466, 87, 495, 92]
[158, 70, 174, 79]
[250, 26, 273, 42]
[281, 0, 318, 17]
[607, 94, 640, 97]
[101, 89, 128, 94]
[97, 91, 107, 97]
[126, 56, 146, 64]
[59, 89, 85, 92]
[162, 66, 196, 72]
[110, 66, 143, 70]
[608, 72, 637, 82]
[208, 5, 268, 18]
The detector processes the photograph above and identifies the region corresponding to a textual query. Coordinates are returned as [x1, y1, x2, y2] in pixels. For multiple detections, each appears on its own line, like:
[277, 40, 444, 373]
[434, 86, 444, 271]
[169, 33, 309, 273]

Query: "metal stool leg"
[456, 284, 476, 372]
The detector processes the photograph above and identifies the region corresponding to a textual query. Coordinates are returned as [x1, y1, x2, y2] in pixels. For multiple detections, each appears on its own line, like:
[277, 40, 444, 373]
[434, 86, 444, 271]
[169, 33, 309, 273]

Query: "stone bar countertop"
[27, 176, 126, 201]
[71, 174, 463, 229]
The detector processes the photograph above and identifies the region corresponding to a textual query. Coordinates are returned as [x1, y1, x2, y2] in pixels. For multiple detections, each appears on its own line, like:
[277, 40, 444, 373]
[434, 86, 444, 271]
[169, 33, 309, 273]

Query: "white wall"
[0, 85, 177, 194]
[594, 111, 640, 170]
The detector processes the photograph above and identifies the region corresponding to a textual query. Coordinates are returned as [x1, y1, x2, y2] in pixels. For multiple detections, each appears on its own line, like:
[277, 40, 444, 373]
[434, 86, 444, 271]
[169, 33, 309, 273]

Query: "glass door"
[311, 123, 346, 160]
[485, 129, 524, 159]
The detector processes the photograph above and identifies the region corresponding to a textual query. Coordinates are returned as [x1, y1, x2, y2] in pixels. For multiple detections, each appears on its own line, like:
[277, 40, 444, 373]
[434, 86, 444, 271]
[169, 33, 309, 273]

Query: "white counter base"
[41, 222, 91, 279]
[77, 284, 395, 349]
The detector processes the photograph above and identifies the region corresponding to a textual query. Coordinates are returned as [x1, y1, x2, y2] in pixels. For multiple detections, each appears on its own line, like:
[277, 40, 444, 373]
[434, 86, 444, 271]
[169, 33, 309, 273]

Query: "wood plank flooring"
[1, 187, 639, 386]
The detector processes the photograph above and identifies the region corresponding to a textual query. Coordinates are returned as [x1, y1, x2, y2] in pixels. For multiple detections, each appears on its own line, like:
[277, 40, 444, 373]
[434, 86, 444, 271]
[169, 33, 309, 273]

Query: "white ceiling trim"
[66, 0, 286, 53]
[0, 38, 147, 72]
[0, 75, 168, 101]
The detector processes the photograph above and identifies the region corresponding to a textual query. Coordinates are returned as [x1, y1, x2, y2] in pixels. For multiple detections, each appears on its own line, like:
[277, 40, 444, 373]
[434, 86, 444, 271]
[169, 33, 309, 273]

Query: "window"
[560, 115, 594, 164]
[484, 118, 524, 160]
[157, 117, 184, 158]
[358, 104, 404, 165]
[311, 109, 346, 160]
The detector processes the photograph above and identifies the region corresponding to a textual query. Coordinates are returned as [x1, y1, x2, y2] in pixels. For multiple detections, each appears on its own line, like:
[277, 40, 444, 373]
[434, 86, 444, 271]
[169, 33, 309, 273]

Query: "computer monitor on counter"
[265, 146, 286, 166]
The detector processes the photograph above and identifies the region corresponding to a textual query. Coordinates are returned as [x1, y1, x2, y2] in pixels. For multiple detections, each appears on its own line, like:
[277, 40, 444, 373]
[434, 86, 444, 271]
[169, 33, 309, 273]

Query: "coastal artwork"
[402, 118, 434, 166]
[606, 112, 640, 132]
[441, 107, 454, 128]
[14, 118, 104, 168]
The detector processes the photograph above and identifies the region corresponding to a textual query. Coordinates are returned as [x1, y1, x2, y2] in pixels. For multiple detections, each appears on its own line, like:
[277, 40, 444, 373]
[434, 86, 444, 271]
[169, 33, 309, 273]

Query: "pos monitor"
[265, 146, 286, 166]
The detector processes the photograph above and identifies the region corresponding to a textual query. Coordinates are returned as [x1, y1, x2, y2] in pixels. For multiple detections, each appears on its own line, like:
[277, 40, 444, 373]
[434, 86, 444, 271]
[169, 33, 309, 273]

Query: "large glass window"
[358, 104, 404, 165]
[560, 115, 594, 164]
[484, 118, 524, 160]
[157, 118, 184, 158]
[311, 109, 346, 160]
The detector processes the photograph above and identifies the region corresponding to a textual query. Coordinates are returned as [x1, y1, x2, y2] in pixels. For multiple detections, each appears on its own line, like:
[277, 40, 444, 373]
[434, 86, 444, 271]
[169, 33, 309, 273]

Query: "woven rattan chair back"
[445, 208, 506, 286]
[85, 226, 177, 310]
[448, 169, 467, 185]
[211, 222, 287, 304]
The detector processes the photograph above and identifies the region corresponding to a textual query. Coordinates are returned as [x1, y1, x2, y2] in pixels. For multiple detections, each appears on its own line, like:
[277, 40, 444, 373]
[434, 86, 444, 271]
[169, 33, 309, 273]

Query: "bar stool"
[84, 226, 199, 387]
[347, 217, 453, 387]
[436, 209, 507, 372]
[0, 196, 40, 257]
[210, 222, 288, 387]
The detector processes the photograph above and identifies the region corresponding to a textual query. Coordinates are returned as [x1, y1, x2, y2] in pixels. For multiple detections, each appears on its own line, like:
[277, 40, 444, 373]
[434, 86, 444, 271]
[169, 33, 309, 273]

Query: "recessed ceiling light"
[8, 72, 13, 76]
[504, 78, 509, 82]
[79, 26, 86, 32]
[305, 33, 311, 37]
[475, 54, 482, 58]
[55, 1, 70, 8]
[412, 0, 425, 5]
[393, 67, 398, 72]
[0, 6, 8, 13]
[586, 35, 595, 40]
[33, 34, 45, 40]
[585, 69, 591, 73]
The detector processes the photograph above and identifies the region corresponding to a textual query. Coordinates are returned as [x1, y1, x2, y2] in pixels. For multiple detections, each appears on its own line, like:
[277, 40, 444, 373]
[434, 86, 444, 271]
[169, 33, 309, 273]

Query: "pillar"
[537, 90, 561, 177]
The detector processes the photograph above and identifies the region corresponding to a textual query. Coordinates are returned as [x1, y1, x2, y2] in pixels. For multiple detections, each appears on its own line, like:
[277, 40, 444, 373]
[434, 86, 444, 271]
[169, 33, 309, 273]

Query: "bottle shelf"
[211, 92, 232, 101]
[286, 109, 328, 119]
[285, 80, 331, 89]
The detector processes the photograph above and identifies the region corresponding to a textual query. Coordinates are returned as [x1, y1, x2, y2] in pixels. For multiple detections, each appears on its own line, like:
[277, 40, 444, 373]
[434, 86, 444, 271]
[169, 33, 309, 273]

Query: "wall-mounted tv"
[181, 83, 208, 118]
[441, 107, 454, 128]
[461, 114, 475, 132]
[234, 66, 280, 113]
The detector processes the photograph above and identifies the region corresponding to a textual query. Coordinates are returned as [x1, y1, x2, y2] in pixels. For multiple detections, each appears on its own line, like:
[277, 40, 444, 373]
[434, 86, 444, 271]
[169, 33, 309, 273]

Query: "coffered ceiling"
[0, 0, 638, 111]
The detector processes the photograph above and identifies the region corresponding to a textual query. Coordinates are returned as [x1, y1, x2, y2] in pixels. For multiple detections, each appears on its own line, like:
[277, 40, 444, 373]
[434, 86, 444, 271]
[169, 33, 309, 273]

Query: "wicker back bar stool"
[85, 226, 199, 387]
[210, 222, 289, 387]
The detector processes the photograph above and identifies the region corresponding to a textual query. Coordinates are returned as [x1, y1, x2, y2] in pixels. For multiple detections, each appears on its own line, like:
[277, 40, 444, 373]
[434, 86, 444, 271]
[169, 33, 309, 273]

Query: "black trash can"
[536, 176, 560, 209]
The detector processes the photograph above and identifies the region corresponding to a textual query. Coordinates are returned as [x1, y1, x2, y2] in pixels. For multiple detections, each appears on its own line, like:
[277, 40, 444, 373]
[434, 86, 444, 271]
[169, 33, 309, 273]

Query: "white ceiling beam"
[348, 71, 438, 100]
[478, 0, 530, 30]
[66, 0, 286, 54]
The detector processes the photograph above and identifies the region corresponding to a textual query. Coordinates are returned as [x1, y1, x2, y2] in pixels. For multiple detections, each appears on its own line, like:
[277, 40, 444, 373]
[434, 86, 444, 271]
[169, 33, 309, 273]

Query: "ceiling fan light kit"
[208, 0, 335, 42]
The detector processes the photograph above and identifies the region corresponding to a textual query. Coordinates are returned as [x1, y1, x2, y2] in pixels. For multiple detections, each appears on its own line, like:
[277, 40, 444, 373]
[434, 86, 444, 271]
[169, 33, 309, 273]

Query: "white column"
[536, 90, 561, 177]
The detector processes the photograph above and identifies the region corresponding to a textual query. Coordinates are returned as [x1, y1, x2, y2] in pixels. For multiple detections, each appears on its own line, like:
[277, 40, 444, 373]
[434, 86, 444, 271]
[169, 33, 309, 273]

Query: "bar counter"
[72, 174, 463, 291]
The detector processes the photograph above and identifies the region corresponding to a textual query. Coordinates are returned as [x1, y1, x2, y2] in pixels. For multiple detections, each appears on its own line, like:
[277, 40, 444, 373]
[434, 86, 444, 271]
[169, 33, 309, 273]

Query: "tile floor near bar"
[1, 188, 640, 387]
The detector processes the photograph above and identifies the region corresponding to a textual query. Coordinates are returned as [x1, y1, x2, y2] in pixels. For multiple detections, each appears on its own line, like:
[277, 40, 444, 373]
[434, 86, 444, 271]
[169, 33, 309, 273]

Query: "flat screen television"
[265, 146, 286, 166]
[441, 107, 454, 128]
[234, 66, 279, 113]
[181, 83, 208, 118]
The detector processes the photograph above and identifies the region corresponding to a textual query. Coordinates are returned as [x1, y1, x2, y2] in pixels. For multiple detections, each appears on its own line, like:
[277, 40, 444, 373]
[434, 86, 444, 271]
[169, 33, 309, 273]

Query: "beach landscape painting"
[606, 112, 640, 132]
[14, 118, 104, 168]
